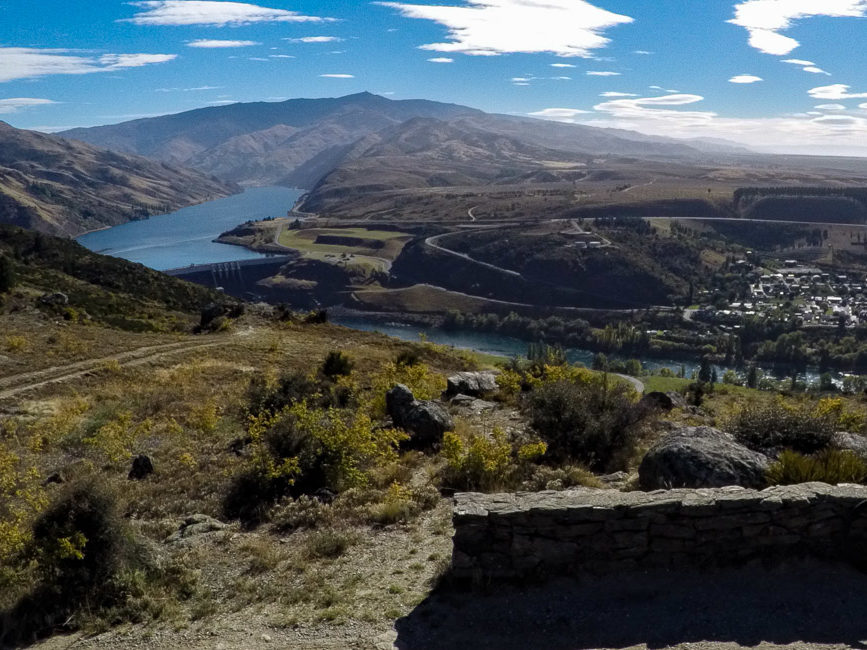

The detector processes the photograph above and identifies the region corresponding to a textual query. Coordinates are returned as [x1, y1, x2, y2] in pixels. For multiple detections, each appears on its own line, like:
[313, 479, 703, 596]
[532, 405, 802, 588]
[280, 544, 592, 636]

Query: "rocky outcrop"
[638, 391, 687, 412]
[638, 426, 769, 490]
[451, 483, 867, 581]
[833, 432, 867, 460]
[445, 371, 498, 398]
[166, 514, 228, 544]
[386, 384, 453, 449]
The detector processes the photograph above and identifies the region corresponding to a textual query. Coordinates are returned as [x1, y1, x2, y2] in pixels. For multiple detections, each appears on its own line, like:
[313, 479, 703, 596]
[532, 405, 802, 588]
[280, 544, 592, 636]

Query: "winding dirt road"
[0, 338, 228, 401]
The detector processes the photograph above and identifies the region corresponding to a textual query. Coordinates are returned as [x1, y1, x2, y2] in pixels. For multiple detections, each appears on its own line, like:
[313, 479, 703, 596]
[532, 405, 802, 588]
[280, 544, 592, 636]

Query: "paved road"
[424, 231, 523, 279]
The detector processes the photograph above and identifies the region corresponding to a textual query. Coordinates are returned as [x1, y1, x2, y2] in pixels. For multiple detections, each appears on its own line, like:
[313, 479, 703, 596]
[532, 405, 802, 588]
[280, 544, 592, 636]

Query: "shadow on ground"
[395, 560, 867, 650]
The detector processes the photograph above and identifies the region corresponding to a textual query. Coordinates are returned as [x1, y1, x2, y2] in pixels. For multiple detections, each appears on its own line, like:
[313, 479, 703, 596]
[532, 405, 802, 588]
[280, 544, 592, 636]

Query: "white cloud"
[377, 0, 633, 57]
[124, 1, 333, 26]
[586, 71, 620, 76]
[729, 74, 763, 84]
[270, 54, 295, 59]
[861, 102, 867, 110]
[809, 84, 867, 100]
[0, 47, 176, 83]
[528, 107, 591, 120]
[632, 50, 652, 55]
[427, 57, 454, 63]
[803, 66, 830, 75]
[531, 91, 867, 155]
[286, 36, 344, 43]
[187, 39, 260, 48]
[550, 63, 576, 68]
[600, 91, 637, 97]
[156, 85, 223, 91]
[320, 73, 354, 78]
[815, 103, 847, 110]
[782, 58, 815, 66]
[0, 98, 57, 114]
[730, 1, 867, 55]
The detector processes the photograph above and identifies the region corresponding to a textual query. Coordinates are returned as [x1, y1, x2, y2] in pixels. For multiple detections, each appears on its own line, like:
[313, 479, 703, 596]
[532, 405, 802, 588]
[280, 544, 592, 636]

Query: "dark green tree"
[0, 254, 15, 294]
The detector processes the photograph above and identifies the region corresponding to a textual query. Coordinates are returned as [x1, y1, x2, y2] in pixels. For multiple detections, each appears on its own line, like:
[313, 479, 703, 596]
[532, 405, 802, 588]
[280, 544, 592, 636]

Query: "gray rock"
[166, 514, 227, 544]
[39, 292, 68, 306]
[386, 384, 453, 449]
[639, 426, 769, 490]
[833, 431, 867, 460]
[446, 371, 498, 398]
[450, 393, 497, 413]
[638, 391, 688, 412]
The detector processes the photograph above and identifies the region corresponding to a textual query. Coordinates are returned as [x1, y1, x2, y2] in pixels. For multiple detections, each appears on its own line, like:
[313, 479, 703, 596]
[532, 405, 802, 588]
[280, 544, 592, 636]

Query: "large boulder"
[638, 391, 688, 412]
[386, 384, 453, 449]
[639, 426, 769, 490]
[833, 431, 867, 460]
[445, 371, 498, 398]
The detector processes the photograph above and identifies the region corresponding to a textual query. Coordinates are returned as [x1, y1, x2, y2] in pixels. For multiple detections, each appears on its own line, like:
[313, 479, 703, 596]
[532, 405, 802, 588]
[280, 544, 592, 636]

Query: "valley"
[7, 90, 867, 650]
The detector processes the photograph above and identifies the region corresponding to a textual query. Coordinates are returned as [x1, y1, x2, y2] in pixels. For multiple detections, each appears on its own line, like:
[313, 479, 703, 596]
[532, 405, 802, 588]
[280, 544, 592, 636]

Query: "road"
[424, 231, 523, 279]
[614, 373, 645, 393]
[0, 339, 229, 401]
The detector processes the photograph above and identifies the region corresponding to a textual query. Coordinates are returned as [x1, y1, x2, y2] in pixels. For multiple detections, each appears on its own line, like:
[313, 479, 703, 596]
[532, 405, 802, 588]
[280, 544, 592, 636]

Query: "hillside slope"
[0, 122, 239, 237]
[0, 224, 227, 330]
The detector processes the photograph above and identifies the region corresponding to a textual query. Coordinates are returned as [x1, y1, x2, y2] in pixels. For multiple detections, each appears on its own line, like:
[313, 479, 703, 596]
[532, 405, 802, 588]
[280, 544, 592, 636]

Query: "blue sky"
[2, 0, 867, 155]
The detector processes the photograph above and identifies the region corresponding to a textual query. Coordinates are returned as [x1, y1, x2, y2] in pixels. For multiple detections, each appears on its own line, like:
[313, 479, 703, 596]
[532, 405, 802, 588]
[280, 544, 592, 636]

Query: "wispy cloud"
[0, 98, 57, 114]
[781, 58, 831, 75]
[124, 1, 334, 26]
[187, 39, 260, 48]
[155, 85, 223, 92]
[427, 57, 454, 63]
[729, 1, 867, 55]
[285, 36, 344, 43]
[377, 0, 633, 57]
[532, 91, 867, 155]
[632, 50, 652, 55]
[0, 48, 176, 83]
[320, 73, 354, 78]
[600, 91, 637, 97]
[586, 71, 620, 76]
[528, 107, 592, 120]
[550, 63, 575, 68]
[815, 103, 847, 110]
[729, 74, 762, 84]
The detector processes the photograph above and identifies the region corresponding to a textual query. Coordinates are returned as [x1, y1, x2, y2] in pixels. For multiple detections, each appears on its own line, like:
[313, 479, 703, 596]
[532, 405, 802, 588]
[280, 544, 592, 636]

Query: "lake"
[77, 186, 303, 271]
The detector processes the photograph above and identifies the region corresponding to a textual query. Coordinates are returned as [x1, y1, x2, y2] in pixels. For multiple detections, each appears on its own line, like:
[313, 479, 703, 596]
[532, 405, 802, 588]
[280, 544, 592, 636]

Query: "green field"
[278, 227, 412, 261]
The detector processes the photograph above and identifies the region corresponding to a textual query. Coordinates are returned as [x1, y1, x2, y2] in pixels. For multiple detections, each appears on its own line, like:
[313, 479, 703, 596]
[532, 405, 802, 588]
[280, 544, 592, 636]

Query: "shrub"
[368, 361, 446, 418]
[441, 428, 547, 492]
[0, 478, 142, 645]
[727, 397, 837, 454]
[31, 479, 128, 595]
[224, 403, 406, 526]
[766, 449, 867, 485]
[321, 351, 354, 379]
[527, 377, 643, 470]
[304, 529, 355, 559]
[395, 349, 421, 367]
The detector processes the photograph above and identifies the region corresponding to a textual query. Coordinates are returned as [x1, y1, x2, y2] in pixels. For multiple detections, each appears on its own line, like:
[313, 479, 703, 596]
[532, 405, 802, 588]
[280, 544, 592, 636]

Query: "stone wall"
[451, 483, 867, 580]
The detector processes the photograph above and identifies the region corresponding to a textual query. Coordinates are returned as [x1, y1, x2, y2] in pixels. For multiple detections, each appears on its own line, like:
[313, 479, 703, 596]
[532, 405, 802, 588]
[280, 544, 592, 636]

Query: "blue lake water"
[77, 186, 303, 271]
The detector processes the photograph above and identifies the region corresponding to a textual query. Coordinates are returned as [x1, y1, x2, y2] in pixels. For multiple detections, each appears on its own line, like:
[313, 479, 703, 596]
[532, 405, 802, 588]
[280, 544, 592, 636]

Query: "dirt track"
[0, 338, 227, 401]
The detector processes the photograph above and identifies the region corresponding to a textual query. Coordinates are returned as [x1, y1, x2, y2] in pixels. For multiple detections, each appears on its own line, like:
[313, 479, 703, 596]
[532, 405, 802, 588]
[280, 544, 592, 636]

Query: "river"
[77, 189, 836, 385]
[77, 186, 303, 271]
